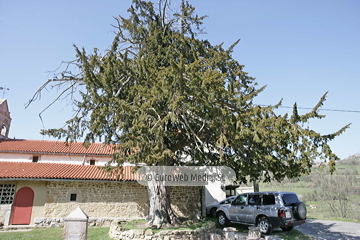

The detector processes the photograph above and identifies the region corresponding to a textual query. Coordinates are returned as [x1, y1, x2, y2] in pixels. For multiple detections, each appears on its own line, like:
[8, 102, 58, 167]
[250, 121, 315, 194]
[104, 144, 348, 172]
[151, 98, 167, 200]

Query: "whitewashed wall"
[204, 182, 226, 205]
[0, 152, 111, 165]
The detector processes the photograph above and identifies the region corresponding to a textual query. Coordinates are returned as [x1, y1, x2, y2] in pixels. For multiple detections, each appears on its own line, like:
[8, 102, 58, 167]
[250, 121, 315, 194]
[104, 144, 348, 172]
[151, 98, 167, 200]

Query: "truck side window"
[233, 195, 247, 205]
[263, 194, 276, 205]
[248, 194, 261, 205]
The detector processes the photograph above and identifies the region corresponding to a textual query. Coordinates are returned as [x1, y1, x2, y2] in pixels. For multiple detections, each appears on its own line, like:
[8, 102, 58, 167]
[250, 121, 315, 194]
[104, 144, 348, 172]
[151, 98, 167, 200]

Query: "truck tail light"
[278, 208, 285, 218]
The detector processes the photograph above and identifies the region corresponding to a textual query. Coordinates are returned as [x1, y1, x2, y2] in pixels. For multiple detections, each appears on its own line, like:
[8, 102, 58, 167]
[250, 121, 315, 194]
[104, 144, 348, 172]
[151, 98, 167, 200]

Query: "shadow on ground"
[295, 219, 360, 240]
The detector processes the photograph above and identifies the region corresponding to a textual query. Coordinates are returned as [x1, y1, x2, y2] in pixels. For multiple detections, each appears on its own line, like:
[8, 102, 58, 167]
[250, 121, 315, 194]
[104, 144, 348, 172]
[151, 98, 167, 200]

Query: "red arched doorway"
[11, 187, 34, 225]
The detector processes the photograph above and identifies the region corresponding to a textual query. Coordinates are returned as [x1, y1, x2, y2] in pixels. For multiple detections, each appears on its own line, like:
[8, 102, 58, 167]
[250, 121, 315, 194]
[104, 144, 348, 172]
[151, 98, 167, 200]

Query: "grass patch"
[86, 227, 113, 240]
[0, 228, 62, 240]
[260, 181, 312, 197]
[0, 227, 112, 240]
[205, 216, 248, 233]
[181, 221, 210, 230]
[119, 219, 147, 230]
[271, 229, 314, 240]
[297, 198, 360, 223]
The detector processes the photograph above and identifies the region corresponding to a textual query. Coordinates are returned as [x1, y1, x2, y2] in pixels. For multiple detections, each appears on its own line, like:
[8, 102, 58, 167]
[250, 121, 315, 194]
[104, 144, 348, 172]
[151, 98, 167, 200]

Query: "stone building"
[0, 139, 202, 226]
[0, 99, 11, 139]
[0, 161, 201, 226]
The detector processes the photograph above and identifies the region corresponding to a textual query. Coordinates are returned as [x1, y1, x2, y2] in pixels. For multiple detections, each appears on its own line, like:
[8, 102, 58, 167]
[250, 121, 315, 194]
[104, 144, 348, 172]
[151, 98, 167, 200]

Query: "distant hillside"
[339, 153, 360, 165]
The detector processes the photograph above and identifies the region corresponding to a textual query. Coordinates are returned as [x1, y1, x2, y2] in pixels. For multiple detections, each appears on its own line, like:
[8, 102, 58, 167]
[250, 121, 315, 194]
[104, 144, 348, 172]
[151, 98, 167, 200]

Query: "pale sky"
[0, 0, 359, 159]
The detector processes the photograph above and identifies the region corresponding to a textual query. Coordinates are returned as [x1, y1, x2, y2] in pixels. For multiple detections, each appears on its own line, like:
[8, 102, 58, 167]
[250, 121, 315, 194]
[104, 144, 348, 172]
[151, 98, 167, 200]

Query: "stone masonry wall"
[45, 181, 148, 219]
[44, 181, 201, 221]
[170, 185, 201, 219]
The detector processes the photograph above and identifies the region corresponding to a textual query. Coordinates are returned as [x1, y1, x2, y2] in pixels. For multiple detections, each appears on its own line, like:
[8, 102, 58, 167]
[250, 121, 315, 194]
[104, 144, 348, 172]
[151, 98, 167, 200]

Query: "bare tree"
[308, 173, 356, 218]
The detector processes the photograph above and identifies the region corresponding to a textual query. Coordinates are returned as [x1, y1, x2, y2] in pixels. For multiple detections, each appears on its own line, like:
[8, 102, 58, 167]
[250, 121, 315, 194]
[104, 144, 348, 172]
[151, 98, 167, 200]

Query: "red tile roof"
[0, 162, 136, 181]
[0, 139, 116, 156]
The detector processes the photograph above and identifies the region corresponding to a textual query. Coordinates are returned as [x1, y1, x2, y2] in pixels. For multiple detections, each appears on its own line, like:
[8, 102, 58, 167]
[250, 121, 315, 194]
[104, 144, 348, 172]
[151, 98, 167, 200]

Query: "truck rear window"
[282, 194, 299, 206]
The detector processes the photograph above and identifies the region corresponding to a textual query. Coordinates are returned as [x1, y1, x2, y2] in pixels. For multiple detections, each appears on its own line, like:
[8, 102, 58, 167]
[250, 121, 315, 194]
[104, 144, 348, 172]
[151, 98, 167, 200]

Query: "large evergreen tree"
[27, 0, 349, 228]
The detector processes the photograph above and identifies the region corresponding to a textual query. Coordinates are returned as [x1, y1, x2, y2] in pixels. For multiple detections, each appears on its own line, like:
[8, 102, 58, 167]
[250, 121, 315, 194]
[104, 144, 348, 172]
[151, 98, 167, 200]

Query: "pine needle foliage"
[38, 0, 349, 183]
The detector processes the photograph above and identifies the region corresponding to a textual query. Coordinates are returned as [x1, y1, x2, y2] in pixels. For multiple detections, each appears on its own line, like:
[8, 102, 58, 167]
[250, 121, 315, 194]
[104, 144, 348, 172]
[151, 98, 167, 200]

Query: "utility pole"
[0, 87, 10, 98]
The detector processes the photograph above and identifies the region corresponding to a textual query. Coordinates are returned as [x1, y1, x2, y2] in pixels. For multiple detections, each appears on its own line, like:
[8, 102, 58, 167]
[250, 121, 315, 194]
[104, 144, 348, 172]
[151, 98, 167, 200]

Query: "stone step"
[1, 225, 36, 232]
[3, 224, 36, 229]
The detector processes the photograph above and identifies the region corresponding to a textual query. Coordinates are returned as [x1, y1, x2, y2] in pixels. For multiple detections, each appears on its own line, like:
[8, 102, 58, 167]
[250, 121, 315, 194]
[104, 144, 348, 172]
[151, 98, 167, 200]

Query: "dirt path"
[295, 219, 360, 240]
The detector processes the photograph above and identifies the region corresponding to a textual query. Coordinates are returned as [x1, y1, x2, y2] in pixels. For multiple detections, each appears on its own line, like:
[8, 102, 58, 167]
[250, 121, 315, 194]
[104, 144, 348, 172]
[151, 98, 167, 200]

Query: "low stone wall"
[109, 221, 216, 240]
[34, 217, 63, 227]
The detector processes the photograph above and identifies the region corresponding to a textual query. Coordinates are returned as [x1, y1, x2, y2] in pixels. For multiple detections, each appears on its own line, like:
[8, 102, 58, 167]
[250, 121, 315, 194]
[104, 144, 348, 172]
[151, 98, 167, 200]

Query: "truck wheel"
[217, 212, 229, 227]
[210, 208, 217, 217]
[257, 216, 273, 235]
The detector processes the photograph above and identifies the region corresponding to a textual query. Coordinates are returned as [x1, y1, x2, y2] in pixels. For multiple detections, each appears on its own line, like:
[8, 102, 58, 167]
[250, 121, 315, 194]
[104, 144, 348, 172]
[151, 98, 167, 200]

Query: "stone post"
[63, 207, 88, 240]
[223, 227, 236, 240]
[248, 226, 261, 238]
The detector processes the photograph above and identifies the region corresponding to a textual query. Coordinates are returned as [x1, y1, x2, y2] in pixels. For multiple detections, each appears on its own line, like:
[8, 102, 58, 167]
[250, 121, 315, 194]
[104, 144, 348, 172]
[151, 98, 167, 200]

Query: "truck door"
[228, 194, 248, 221]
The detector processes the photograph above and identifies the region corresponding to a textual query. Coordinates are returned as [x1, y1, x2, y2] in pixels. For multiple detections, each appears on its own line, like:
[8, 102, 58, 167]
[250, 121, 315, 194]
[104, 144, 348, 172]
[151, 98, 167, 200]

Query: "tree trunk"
[147, 182, 180, 228]
[253, 180, 259, 192]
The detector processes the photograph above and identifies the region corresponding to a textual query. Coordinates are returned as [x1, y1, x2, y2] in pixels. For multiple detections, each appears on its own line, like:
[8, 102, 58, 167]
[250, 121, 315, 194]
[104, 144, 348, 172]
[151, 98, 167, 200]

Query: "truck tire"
[217, 212, 229, 227]
[210, 208, 217, 217]
[294, 202, 307, 220]
[257, 216, 273, 235]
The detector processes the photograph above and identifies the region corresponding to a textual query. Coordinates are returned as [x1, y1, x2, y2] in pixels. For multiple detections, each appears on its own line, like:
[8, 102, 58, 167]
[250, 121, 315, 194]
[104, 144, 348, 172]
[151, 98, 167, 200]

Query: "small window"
[32, 156, 39, 162]
[89, 159, 96, 165]
[70, 194, 77, 202]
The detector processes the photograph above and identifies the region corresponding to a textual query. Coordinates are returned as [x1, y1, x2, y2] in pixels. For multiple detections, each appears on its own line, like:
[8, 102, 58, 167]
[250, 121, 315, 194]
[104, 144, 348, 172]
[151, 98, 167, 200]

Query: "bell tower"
[0, 99, 11, 138]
